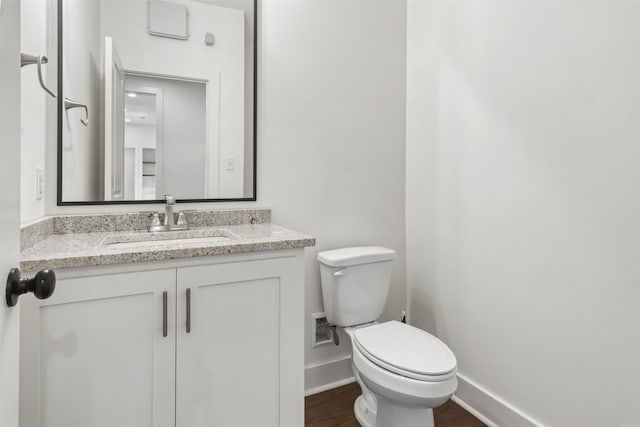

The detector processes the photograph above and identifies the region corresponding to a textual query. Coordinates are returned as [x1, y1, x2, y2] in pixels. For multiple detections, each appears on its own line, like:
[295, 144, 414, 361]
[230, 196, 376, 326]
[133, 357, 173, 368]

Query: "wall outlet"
[36, 167, 44, 200]
[311, 312, 334, 348]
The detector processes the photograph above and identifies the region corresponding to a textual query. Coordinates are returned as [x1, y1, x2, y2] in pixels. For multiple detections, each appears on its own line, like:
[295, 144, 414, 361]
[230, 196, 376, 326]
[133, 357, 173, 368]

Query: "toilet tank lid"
[317, 246, 396, 267]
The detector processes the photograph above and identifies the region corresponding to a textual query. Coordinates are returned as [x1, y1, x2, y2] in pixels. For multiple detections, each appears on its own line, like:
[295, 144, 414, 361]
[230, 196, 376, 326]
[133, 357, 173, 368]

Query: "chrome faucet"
[164, 195, 176, 227]
[149, 195, 188, 232]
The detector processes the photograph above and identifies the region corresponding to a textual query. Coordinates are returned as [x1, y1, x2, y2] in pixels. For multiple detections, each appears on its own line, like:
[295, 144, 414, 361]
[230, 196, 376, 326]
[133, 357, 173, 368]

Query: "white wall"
[260, 0, 407, 385]
[125, 125, 156, 151]
[195, 0, 257, 197]
[61, 0, 102, 202]
[406, 1, 640, 426]
[20, 0, 49, 224]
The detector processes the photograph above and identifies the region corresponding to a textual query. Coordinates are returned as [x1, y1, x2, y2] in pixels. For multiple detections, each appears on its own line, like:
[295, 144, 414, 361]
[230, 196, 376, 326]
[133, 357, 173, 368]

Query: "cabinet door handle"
[162, 291, 168, 338]
[186, 288, 191, 333]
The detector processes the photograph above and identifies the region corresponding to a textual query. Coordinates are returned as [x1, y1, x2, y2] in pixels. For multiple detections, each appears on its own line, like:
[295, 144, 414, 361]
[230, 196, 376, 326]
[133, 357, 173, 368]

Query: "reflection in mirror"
[122, 74, 207, 200]
[59, 0, 256, 204]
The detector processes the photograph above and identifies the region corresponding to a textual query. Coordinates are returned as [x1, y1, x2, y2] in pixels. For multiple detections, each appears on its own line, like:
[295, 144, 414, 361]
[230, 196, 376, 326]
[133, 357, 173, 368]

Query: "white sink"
[100, 229, 237, 249]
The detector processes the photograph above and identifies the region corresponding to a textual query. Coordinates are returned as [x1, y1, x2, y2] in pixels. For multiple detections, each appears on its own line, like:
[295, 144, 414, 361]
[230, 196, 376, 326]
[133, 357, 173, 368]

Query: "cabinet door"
[176, 256, 304, 427]
[20, 269, 176, 427]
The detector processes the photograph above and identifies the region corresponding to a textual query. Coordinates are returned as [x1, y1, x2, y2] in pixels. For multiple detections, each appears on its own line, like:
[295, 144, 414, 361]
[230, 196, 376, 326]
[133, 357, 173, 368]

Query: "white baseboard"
[454, 373, 544, 427]
[305, 355, 355, 396]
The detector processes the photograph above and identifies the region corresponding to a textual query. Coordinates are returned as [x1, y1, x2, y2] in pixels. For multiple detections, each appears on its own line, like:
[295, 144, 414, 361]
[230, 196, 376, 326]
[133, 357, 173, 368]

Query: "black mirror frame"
[56, 0, 258, 206]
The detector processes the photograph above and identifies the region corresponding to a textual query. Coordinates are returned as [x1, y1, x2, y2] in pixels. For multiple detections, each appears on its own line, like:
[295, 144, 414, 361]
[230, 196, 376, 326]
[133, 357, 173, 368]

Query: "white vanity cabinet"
[20, 250, 305, 427]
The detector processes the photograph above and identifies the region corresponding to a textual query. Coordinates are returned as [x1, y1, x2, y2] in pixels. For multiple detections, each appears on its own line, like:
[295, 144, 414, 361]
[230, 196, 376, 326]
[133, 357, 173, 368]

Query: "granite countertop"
[20, 210, 315, 271]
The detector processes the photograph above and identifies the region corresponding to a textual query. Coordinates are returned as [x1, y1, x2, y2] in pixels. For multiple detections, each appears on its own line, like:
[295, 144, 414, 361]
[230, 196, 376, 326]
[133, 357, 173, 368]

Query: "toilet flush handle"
[333, 268, 348, 277]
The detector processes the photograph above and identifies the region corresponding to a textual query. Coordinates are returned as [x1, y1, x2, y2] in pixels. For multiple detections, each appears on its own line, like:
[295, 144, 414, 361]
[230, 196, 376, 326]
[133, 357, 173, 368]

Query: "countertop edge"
[21, 236, 316, 272]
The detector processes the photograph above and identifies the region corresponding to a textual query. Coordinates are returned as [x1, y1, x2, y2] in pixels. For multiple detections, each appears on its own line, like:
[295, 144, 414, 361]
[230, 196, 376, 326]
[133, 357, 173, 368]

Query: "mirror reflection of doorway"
[122, 73, 207, 200]
[123, 89, 161, 200]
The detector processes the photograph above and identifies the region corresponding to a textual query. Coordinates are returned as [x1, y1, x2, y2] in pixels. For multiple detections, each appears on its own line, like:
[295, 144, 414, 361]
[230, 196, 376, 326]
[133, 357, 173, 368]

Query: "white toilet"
[317, 246, 458, 427]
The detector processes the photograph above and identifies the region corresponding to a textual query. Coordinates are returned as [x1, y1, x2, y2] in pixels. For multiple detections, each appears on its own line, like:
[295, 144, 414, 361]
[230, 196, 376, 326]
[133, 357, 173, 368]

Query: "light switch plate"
[224, 156, 235, 171]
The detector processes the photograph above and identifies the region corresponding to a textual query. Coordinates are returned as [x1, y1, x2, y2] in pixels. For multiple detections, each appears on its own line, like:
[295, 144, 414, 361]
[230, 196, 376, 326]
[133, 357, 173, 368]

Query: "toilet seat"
[351, 341, 458, 405]
[353, 321, 457, 382]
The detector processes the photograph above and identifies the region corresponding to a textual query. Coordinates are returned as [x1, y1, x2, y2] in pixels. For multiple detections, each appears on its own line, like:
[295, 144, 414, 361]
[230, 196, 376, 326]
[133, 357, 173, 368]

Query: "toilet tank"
[317, 247, 396, 327]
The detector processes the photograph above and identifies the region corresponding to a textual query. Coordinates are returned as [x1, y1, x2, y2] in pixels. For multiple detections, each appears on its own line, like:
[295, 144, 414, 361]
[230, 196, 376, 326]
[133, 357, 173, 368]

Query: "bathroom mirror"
[58, 0, 256, 204]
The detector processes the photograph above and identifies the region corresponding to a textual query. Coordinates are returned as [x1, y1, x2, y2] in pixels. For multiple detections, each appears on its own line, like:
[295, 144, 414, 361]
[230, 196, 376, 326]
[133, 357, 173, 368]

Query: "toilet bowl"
[349, 321, 457, 427]
[318, 247, 458, 427]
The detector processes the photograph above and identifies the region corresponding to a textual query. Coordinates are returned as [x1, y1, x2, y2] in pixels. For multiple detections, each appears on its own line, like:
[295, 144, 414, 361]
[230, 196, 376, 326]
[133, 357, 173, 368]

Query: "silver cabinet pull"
[162, 291, 168, 338]
[186, 288, 191, 333]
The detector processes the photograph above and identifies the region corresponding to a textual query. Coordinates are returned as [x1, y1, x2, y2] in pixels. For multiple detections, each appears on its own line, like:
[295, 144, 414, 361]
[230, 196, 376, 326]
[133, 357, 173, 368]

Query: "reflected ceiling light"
[127, 92, 138, 98]
[125, 118, 131, 122]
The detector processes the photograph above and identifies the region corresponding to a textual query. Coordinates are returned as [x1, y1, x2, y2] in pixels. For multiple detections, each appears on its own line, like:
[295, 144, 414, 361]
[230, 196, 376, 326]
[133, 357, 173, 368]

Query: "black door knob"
[6, 268, 56, 307]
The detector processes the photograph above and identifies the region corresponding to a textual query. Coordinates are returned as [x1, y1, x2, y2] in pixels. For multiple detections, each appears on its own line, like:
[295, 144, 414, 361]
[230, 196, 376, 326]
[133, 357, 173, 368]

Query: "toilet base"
[375, 398, 434, 427]
[354, 395, 376, 427]
[354, 394, 435, 427]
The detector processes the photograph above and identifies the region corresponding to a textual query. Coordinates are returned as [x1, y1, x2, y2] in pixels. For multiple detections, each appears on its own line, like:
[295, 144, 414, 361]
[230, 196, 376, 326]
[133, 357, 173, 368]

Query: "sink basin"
[100, 229, 238, 249]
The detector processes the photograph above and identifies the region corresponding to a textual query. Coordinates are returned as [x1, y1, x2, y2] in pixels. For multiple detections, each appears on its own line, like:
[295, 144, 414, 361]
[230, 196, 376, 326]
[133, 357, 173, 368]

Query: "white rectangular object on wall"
[148, 0, 189, 40]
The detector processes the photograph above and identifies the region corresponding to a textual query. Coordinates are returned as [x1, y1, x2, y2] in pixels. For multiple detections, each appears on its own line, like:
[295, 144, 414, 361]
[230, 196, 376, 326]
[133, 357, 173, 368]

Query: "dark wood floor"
[305, 382, 486, 427]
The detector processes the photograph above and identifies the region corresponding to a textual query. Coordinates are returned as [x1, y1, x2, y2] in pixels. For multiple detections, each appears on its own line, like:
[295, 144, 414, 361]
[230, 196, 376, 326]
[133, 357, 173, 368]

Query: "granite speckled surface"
[21, 224, 315, 272]
[20, 209, 314, 272]
[52, 209, 271, 234]
[21, 217, 54, 251]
